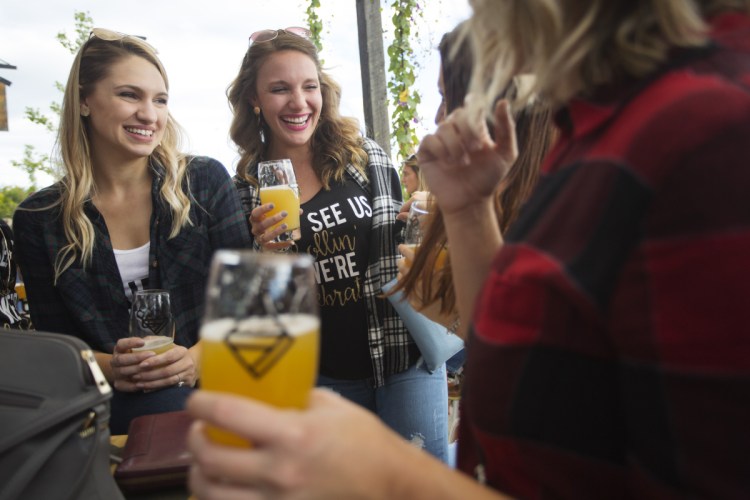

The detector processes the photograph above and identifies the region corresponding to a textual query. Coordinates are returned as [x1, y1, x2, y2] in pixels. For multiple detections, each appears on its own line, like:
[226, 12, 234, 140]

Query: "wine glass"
[258, 159, 301, 244]
[129, 289, 175, 354]
[199, 249, 319, 446]
[404, 199, 431, 247]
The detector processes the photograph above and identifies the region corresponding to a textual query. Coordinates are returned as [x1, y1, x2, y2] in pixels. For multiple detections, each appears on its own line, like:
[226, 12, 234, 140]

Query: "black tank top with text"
[297, 177, 373, 379]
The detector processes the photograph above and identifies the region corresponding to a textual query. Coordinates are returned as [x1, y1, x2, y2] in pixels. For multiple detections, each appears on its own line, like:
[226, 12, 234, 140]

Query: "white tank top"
[113, 242, 150, 303]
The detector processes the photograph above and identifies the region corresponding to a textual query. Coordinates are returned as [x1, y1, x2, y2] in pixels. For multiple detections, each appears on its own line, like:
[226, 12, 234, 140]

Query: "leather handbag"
[114, 410, 194, 494]
[0, 330, 124, 500]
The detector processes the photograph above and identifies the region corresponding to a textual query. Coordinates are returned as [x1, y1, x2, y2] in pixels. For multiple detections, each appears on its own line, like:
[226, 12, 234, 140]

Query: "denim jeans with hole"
[317, 360, 449, 463]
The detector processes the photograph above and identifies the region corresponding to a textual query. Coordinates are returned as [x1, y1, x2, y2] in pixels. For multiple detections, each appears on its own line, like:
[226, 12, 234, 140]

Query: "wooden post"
[0, 61, 16, 132]
[0, 82, 8, 132]
[356, 0, 391, 157]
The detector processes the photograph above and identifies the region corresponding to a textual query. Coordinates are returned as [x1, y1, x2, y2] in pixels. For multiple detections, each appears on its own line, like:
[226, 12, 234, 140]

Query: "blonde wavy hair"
[402, 154, 428, 194]
[54, 32, 192, 281]
[463, 0, 746, 110]
[228, 30, 367, 186]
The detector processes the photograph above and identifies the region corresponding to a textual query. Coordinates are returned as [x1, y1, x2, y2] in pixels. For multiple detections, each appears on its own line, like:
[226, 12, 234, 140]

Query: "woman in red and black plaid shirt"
[186, 2, 750, 498]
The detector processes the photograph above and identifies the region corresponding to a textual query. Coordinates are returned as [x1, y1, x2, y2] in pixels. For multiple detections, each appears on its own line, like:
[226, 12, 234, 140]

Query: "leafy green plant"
[387, 0, 422, 163]
[0, 186, 34, 220]
[9, 11, 93, 190]
[305, 0, 324, 54]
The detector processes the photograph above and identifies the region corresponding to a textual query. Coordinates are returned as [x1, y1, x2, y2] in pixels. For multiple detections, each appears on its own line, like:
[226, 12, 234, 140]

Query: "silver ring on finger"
[177, 373, 185, 388]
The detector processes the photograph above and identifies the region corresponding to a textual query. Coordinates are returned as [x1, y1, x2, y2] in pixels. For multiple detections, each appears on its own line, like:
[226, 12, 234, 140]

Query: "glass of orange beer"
[200, 250, 319, 446]
[129, 289, 176, 354]
[258, 159, 301, 244]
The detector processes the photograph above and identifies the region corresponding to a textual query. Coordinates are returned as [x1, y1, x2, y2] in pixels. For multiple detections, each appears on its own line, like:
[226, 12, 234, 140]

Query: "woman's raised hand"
[418, 98, 518, 217]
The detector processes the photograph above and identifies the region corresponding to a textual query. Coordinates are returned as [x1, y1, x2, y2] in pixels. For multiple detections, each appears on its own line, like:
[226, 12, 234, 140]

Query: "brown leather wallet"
[114, 410, 194, 493]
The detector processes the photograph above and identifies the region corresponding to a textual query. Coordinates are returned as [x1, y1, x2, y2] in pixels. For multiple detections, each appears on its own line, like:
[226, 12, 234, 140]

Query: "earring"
[253, 106, 265, 143]
[81, 107, 90, 117]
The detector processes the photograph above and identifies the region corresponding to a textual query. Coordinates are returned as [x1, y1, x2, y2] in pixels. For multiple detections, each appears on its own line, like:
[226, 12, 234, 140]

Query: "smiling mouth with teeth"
[282, 116, 309, 125]
[125, 127, 154, 137]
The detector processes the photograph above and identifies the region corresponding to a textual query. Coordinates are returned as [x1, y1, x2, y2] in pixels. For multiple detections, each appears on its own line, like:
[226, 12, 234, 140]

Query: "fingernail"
[132, 374, 141, 381]
[280, 211, 288, 217]
[268, 203, 275, 209]
[280, 223, 288, 230]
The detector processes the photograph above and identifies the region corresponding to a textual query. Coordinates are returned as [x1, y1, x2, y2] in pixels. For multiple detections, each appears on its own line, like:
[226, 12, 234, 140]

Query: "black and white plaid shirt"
[234, 138, 416, 386]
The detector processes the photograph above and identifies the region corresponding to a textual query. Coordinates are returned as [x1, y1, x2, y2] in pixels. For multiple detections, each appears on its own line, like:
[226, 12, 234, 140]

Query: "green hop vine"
[387, 0, 422, 162]
[305, 0, 324, 54]
[305, 0, 423, 163]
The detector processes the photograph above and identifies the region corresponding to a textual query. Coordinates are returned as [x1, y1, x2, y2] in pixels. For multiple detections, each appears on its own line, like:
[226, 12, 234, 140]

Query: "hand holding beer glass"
[259, 159, 301, 245]
[200, 250, 320, 446]
[129, 289, 175, 354]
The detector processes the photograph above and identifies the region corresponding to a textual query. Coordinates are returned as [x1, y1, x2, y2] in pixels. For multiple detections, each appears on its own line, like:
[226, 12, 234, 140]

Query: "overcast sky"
[0, 0, 471, 188]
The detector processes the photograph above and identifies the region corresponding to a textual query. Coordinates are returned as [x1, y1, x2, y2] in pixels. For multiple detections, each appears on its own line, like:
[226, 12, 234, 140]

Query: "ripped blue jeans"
[317, 361, 449, 463]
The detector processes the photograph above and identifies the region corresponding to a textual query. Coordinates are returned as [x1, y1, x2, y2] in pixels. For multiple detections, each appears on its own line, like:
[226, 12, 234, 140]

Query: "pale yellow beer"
[260, 185, 301, 231]
[131, 336, 175, 354]
[403, 244, 448, 271]
[200, 314, 320, 447]
[14, 282, 26, 301]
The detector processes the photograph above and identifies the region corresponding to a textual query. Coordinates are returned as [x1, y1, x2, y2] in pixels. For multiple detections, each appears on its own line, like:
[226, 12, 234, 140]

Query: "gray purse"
[0, 330, 124, 500]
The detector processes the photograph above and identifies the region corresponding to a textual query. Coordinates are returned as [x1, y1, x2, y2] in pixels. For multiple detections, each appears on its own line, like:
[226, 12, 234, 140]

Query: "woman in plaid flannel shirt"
[228, 28, 450, 461]
[186, 1, 750, 499]
[13, 30, 250, 433]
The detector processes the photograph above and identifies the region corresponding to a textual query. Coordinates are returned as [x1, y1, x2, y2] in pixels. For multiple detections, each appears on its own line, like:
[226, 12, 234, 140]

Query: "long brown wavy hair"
[395, 23, 556, 317]
[228, 30, 367, 187]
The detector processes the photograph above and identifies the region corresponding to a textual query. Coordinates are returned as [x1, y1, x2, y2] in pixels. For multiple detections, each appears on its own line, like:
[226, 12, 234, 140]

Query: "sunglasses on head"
[88, 28, 156, 52]
[248, 27, 312, 46]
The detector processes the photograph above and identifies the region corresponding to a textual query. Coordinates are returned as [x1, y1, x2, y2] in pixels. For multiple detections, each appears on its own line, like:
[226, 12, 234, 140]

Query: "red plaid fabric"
[458, 16, 750, 499]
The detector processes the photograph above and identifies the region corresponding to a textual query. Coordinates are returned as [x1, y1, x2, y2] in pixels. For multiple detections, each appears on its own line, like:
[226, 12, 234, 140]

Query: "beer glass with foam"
[200, 250, 319, 446]
[258, 159, 301, 244]
[129, 289, 175, 354]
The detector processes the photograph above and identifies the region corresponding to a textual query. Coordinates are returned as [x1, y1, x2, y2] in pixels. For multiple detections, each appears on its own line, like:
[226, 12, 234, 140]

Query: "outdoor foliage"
[387, 0, 422, 163]
[305, 0, 324, 54]
[306, 0, 423, 164]
[0, 186, 34, 220]
[5, 11, 92, 217]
